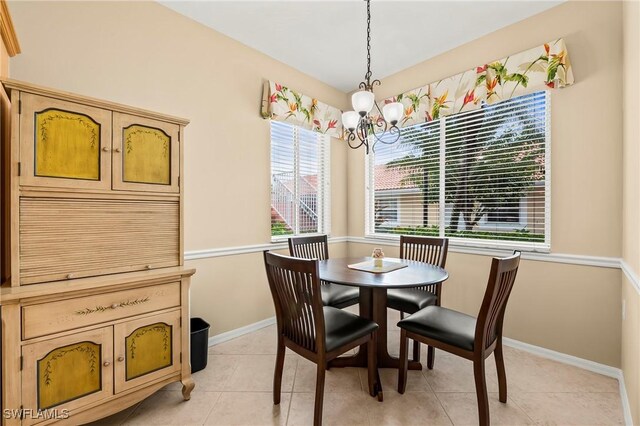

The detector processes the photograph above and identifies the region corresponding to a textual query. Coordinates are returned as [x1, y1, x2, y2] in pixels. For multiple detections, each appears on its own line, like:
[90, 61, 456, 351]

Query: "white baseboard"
[502, 337, 620, 378]
[207, 316, 276, 347]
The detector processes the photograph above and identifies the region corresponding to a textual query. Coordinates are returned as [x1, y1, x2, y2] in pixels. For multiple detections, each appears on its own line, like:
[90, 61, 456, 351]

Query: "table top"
[318, 257, 448, 289]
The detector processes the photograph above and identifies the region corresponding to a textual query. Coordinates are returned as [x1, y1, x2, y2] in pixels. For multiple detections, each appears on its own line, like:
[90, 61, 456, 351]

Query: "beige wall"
[622, 0, 640, 422]
[348, 1, 624, 366]
[7, 0, 349, 335]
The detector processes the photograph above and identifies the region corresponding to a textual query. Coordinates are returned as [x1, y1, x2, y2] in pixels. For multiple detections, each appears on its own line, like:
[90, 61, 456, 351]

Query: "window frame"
[365, 91, 551, 252]
[270, 121, 331, 243]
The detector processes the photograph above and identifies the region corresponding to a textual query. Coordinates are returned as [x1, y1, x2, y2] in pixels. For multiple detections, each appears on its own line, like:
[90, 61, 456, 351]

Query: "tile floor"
[91, 308, 625, 425]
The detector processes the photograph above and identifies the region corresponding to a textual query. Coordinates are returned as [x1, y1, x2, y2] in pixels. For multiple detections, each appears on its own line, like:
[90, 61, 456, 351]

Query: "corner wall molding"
[620, 259, 640, 295]
[0, 1, 20, 56]
[206, 316, 632, 425]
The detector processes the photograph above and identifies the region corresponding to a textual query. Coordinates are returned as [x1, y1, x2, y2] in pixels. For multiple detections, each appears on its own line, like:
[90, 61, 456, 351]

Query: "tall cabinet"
[0, 80, 195, 425]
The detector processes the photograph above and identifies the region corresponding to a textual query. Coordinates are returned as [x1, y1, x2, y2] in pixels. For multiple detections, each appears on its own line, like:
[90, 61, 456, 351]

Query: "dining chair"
[397, 252, 521, 426]
[263, 251, 380, 426]
[288, 235, 360, 309]
[386, 235, 448, 368]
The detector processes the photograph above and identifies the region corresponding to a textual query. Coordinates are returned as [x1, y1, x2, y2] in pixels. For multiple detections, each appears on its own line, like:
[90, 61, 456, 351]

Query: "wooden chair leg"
[314, 362, 326, 426]
[473, 358, 490, 426]
[397, 329, 409, 394]
[412, 339, 421, 363]
[273, 336, 285, 405]
[426, 345, 435, 369]
[367, 333, 377, 397]
[495, 339, 507, 403]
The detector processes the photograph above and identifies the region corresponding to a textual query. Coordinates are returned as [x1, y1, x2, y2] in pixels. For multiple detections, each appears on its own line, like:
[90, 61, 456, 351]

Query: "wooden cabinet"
[17, 93, 180, 194]
[21, 327, 114, 425]
[114, 310, 181, 393]
[1, 80, 195, 425]
[19, 93, 112, 191]
[4, 81, 187, 286]
[20, 309, 183, 425]
[113, 113, 180, 193]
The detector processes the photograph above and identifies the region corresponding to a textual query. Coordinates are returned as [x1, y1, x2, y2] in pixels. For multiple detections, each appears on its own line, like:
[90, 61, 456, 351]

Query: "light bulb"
[341, 111, 360, 131]
[351, 91, 375, 116]
[383, 102, 404, 125]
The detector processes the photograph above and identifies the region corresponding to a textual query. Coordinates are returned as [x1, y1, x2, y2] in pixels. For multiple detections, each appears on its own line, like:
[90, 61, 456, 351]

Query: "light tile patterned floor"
[91, 310, 624, 426]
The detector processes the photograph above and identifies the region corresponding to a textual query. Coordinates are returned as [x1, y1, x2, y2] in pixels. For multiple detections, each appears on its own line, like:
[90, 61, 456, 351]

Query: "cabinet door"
[112, 113, 180, 193]
[19, 93, 112, 190]
[21, 327, 113, 425]
[114, 310, 181, 393]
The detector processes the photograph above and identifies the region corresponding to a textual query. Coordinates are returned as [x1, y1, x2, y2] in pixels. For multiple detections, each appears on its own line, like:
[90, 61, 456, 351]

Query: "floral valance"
[261, 81, 343, 138]
[380, 38, 574, 127]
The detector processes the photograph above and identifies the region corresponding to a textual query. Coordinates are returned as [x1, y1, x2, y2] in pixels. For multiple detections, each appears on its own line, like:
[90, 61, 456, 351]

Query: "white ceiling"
[160, 0, 564, 92]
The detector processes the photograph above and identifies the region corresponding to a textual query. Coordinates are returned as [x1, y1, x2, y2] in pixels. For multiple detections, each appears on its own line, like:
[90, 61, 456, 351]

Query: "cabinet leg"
[181, 377, 195, 400]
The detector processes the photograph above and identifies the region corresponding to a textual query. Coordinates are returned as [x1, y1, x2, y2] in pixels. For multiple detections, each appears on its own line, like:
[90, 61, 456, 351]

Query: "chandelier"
[341, 0, 404, 154]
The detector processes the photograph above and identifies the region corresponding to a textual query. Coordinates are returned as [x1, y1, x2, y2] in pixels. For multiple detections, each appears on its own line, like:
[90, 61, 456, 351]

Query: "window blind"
[367, 91, 549, 251]
[271, 121, 330, 240]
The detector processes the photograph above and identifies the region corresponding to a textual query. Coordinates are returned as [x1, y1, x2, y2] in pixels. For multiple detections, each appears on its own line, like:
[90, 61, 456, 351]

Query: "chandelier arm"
[373, 98, 385, 116]
[371, 126, 401, 153]
[357, 119, 369, 144]
[345, 129, 365, 151]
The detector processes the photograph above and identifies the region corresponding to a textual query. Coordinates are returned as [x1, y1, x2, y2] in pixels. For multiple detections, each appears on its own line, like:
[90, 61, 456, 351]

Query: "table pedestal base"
[328, 287, 423, 371]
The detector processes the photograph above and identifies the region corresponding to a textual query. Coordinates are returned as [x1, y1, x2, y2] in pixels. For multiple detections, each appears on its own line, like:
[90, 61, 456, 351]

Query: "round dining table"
[318, 257, 449, 373]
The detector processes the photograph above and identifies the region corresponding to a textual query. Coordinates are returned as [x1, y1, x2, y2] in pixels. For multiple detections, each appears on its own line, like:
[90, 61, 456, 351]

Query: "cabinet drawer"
[22, 282, 181, 339]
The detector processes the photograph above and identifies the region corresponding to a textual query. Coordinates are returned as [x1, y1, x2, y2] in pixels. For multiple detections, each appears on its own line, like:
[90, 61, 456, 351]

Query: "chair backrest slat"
[475, 252, 521, 350]
[400, 236, 448, 295]
[288, 235, 329, 260]
[264, 251, 324, 353]
[399, 236, 448, 268]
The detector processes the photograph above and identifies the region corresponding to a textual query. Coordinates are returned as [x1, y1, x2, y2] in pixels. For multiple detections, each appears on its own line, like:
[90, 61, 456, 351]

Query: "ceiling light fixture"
[342, 0, 403, 154]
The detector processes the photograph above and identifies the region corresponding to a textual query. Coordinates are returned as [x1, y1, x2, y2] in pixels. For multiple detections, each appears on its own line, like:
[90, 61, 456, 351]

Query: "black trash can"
[190, 317, 210, 373]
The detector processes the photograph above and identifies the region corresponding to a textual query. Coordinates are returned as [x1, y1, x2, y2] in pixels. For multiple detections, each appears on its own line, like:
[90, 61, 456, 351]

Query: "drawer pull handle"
[102, 146, 110, 152]
[103, 361, 111, 367]
[114, 148, 122, 153]
[66, 273, 74, 279]
[74, 297, 151, 316]
[117, 356, 125, 362]
[145, 265, 151, 270]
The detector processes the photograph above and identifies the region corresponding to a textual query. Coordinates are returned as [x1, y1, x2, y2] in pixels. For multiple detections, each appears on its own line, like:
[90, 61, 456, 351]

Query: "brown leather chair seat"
[398, 305, 476, 351]
[324, 306, 378, 352]
[387, 288, 438, 314]
[321, 282, 360, 309]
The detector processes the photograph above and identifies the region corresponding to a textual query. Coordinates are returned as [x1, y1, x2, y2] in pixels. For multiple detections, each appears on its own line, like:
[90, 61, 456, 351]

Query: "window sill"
[362, 233, 550, 255]
[271, 233, 335, 245]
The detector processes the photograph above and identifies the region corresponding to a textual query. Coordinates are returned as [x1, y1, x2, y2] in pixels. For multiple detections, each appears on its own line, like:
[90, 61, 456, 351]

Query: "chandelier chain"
[365, 0, 371, 83]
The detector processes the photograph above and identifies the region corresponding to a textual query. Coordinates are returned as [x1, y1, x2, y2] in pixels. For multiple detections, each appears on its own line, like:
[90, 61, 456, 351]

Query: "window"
[367, 91, 549, 251]
[270, 121, 330, 240]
